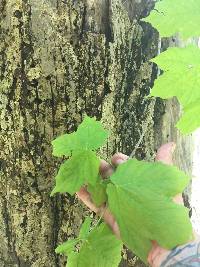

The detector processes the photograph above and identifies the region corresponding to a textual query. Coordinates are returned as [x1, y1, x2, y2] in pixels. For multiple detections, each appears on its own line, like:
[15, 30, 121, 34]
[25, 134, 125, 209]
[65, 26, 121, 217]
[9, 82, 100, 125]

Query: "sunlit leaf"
[142, 0, 200, 39]
[150, 45, 200, 134]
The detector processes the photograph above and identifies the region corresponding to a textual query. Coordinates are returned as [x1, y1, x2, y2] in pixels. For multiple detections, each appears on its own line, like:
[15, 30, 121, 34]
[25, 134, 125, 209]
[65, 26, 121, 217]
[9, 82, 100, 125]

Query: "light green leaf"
[151, 45, 200, 72]
[142, 0, 200, 39]
[107, 159, 193, 262]
[176, 102, 200, 134]
[87, 176, 108, 207]
[56, 218, 92, 258]
[52, 116, 109, 157]
[66, 223, 122, 267]
[150, 45, 200, 106]
[67, 252, 78, 267]
[51, 151, 100, 196]
[150, 45, 200, 134]
[56, 239, 79, 256]
[79, 217, 92, 239]
[52, 133, 81, 157]
[76, 116, 109, 151]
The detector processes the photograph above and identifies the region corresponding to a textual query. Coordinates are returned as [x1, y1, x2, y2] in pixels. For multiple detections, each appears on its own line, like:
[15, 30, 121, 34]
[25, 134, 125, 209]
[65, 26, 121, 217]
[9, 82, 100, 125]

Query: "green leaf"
[76, 116, 109, 150]
[151, 46, 200, 105]
[107, 159, 193, 263]
[79, 217, 92, 239]
[56, 239, 79, 256]
[67, 252, 79, 267]
[51, 151, 100, 196]
[52, 133, 81, 157]
[150, 45, 200, 134]
[142, 0, 200, 39]
[66, 223, 122, 267]
[56, 218, 92, 258]
[87, 176, 108, 207]
[176, 102, 200, 134]
[52, 116, 109, 157]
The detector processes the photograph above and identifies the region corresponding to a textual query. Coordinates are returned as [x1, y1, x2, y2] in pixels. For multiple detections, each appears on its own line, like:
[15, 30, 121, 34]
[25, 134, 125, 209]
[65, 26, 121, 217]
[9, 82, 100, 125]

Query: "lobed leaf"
[76, 116, 109, 151]
[107, 159, 193, 262]
[66, 223, 122, 267]
[52, 133, 80, 157]
[56, 239, 79, 257]
[79, 217, 92, 240]
[142, 0, 200, 39]
[52, 116, 109, 157]
[150, 45, 200, 134]
[51, 151, 100, 196]
[176, 102, 200, 134]
[56, 218, 92, 257]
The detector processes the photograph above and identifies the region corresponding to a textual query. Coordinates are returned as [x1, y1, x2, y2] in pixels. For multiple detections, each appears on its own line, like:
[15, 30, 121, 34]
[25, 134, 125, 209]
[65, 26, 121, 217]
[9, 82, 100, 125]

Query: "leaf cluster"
[51, 116, 192, 265]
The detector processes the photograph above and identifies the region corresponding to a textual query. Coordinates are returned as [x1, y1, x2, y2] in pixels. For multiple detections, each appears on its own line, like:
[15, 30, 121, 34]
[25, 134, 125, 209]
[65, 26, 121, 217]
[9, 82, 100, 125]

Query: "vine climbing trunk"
[0, 0, 192, 267]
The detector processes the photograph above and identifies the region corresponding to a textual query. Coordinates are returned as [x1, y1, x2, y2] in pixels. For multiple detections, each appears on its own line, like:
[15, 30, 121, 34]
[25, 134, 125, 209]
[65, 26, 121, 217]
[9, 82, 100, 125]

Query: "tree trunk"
[0, 0, 192, 266]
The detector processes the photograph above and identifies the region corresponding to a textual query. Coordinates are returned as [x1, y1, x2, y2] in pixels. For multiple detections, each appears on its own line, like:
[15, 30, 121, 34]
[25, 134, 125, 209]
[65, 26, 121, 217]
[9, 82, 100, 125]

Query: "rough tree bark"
[0, 0, 192, 267]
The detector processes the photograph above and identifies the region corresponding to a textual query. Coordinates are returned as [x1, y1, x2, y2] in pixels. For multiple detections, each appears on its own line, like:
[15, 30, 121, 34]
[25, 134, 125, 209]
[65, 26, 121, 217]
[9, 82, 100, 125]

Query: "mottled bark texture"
[0, 0, 192, 267]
